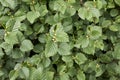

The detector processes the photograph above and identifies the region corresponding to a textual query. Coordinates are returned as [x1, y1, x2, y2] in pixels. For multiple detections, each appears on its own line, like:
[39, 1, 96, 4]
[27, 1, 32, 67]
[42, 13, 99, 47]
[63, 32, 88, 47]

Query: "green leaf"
[53, 0, 67, 14]
[45, 16, 56, 25]
[9, 70, 19, 80]
[115, 0, 120, 6]
[0, 70, 4, 77]
[94, 40, 104, 50]
[45, 40, 58, 57]
[31, 67, 43, 80]
[109, 24, 119, 31]
[113, 43, 120, 59]
[91, 8, 100, 19]
[0, 48, 4, 58]
[42, 58, 51, 68]
[21, 67, 29, 79]
[12, 20, 21, 32]
[39, 5, 48, 16]
[102, 20, 112, 28]
[67, 0, 76, 3]
[83, 45, 95, 55]
[96, 0, 103, 9]
[110, 9, 118, 17]
[33, 44, 44, 53]
[95, 64, 105, 77]
[0, 29, 5, 40]
[74, 53, 87, 65]
[60, 73, 70, 80]
[87, 26, 102, 39]
[81, 37, 89, 48]
[11, 48, 24, 59]
[38, 34, 46, 43]
[65, 5, 76, 17]
[58, 43, 71, 55]
[20, 39, 33, 52]
[45, 71, 54, 80]
[77, 70, 85, 80]
[33, 24, 44, 34]
[62, 56, 73, 63]
[27, 11, 40, 24]
[0, 0, 17, 9]
[0, 42, 13, 53]
[55, 24, 69, 42]
[78, 7, 87, 20]
[32, 67, 54, 80]
[4, 32, 18, 44]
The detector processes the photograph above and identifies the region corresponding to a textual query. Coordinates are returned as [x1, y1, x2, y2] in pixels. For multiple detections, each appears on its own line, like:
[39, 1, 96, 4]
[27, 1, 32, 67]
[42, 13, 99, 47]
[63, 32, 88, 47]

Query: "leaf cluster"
[0, 0, 120, 80]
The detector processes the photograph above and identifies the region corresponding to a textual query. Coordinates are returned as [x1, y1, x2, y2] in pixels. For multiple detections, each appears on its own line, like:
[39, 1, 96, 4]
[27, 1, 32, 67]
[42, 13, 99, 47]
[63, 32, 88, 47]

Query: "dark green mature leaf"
[0, 48, 4, 58]
[20, 39, 33, 52]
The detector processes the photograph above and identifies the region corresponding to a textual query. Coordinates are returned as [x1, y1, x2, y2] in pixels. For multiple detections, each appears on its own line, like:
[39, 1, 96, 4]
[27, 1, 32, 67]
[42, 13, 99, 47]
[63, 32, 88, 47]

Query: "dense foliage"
[0, 0, 120, 80]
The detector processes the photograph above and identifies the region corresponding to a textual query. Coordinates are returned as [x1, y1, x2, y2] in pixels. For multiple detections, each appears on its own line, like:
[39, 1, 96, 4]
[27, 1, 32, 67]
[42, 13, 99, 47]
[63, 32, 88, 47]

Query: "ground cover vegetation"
[0, 0, 120, 80]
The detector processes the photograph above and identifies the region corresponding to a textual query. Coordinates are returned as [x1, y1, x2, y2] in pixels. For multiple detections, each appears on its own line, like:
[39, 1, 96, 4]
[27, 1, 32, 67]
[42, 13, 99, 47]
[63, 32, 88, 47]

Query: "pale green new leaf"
[78, 7, 87, 20]
[115, 0, 120, 6]
[12, 20, 21, 32]
[21, 67, 29, 79]
[0, 0, 17, 9]
[45, 41, 58, 57]
[27, 11, 40, 24]
[54, 0, 67, 14]
[91, 8, 100, 19]
[9, 70, 19, 80]
[55, 24, 69, 42]
[4, 32, 18, 44]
